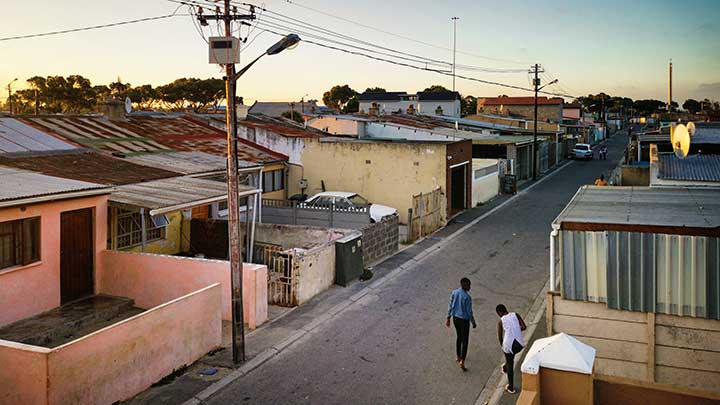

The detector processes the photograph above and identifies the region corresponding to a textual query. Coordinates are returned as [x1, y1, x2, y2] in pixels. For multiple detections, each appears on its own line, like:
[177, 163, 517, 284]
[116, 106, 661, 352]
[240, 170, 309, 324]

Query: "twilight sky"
[2, 0, 719, 105]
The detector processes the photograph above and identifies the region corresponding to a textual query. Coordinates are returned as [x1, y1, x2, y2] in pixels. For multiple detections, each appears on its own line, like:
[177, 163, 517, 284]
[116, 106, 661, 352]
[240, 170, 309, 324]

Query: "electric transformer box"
[209, 36, 240, 64]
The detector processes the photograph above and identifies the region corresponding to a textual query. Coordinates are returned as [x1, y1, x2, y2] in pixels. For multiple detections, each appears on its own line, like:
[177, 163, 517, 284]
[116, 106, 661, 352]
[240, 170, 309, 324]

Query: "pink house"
[0, 166, 267, 405]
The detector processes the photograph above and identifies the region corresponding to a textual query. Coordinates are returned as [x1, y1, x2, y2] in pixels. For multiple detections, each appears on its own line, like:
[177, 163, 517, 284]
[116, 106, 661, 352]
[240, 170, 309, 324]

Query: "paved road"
[208, 133, 628, 405]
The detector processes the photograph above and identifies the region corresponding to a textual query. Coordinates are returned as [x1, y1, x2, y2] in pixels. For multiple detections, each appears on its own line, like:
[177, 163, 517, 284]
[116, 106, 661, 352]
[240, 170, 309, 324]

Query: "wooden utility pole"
[203, 0, 256, 365]
[531, 63, 542, 181]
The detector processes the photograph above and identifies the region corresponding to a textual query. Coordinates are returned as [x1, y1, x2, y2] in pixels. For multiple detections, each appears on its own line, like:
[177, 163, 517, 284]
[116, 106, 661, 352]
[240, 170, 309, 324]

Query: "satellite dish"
[124, 97, 132, 114]
[687, 121, 696, 136]
[672, 124, 691, 159]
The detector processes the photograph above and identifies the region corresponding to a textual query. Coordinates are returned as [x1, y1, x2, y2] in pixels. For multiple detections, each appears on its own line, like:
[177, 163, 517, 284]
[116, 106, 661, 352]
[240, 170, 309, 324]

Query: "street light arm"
[233, 52, 267, 81]
[538, 79, 558, 91]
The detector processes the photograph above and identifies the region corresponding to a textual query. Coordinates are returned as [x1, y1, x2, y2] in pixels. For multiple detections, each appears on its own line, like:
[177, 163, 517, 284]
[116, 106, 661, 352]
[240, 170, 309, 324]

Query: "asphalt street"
[208, 133, 629, 405]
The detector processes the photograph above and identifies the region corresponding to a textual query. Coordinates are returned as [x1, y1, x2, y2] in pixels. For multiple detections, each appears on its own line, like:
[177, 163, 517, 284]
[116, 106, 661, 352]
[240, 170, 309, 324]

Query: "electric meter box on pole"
[209, 36, 240, 64]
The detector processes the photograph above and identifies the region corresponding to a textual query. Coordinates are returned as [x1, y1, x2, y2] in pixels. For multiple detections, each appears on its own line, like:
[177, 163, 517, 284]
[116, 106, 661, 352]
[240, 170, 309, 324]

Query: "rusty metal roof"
[21, 116, 171, 155]
[0, 118, 79, 153]
[110, 176, 256, 216]
[122, 115, 288, 162]
[0, 150, 179, 185]
[125, 151, 231, 174]
[0, 165, 110, 206]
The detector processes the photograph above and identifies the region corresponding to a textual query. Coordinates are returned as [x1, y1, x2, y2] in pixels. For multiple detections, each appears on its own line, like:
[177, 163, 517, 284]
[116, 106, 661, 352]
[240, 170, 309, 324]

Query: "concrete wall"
[361, 214, 399, 265]
[365, 122, 459, 142]
[479, 103, 562, 123]
[47, 284, 221, 405]
[0, 195, 108, 327]
[620, 165, 650, 186]
[238, 124, 305, 165]
[0, 284, 222, 405]
[548, 293, 720, 394]
[418, 100, 461, 117]
[301, 139, 447, 224]
[0, 340, 49, 405]
[308, 116, 364, 136]
[359, 100, 414, 115]
[255, 223, 347, 250]
[472, 159, 500, 206]
[295, 243, 335, 305]
[98, 250, 267, 329]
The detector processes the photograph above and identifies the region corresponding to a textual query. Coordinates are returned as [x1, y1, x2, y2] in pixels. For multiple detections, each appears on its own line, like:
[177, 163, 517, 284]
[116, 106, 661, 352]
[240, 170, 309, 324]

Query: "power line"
[0, 12, 184, 42]
[281, 0, 531, 66]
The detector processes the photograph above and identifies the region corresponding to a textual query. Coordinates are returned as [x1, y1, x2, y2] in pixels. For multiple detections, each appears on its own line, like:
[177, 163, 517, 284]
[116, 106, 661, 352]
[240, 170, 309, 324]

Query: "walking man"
[496, 304, 527, 394]
[445, 277, 476, 371]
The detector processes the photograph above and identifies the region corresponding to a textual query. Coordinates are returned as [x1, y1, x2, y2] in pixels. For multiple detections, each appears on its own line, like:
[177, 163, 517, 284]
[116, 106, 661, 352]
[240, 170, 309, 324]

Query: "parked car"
[572, 143, 593, 160]
[303, 191, 397, 222]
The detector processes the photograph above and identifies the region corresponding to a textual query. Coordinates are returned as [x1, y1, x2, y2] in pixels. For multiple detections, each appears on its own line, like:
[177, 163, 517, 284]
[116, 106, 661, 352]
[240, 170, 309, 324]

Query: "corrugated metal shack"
[553, 186, 720, 319]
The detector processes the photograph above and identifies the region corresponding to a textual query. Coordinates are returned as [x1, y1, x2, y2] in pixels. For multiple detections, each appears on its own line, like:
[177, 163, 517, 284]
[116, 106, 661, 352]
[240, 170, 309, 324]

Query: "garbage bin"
[335, 233, 363, 286]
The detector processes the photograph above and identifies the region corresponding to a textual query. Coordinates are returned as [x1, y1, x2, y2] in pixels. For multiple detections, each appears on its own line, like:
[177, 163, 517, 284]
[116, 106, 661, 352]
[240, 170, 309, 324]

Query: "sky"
[2, 0, 719, 105]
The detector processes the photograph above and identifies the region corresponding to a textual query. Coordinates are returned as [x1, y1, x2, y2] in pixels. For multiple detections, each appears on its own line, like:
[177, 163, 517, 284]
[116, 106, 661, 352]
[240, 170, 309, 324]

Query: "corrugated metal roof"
[124, 115, 287, 162]
[21, 116, 171, 155]
[0, 150, 179, 185]
[554, 186, 720, 231]
[480, 96, 563, 106]
[639, 126, 720, 144]
[110, 176, 254, 215]
[0, 165, 109, 204]
[125, 151, 231, 175]
[658, 153, 720, 182]
[242, 114, 328, 138]
[0, 118, 78, 153]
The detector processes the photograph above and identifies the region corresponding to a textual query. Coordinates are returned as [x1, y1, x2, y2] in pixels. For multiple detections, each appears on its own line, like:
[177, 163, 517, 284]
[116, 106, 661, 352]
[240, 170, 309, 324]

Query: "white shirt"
[501, 312, 525, 354]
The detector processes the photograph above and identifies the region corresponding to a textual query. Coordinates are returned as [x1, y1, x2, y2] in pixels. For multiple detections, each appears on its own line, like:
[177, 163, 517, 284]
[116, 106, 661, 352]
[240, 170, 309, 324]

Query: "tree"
[364, 87, 386, 93]
[343, 96, 359, 113]
[108, 78, 131, 98]
[461, 95, 477, 116]
[322, 84, 357, 111]
[156, 78, 224, 112]
[14, 75, 97, 114]
[282, 110, 304, 123]
[633, 99, 666, 115]
[423, 85, 451, 93]
[125, 84, 159, 110]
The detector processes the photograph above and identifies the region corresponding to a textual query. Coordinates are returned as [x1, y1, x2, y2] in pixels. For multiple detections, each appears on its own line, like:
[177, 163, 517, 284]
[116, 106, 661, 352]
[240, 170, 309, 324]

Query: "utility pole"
[667, 59, 673, 112]
[202, 0, 256, 365]
[6, 78, 17, 115]
[451, 17, 459, 93]
[530, 64, 543, 181]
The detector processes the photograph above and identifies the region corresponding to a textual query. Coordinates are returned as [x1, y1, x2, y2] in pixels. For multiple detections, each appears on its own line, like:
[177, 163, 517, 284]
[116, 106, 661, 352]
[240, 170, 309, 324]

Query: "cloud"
[695, 82, 720, 99]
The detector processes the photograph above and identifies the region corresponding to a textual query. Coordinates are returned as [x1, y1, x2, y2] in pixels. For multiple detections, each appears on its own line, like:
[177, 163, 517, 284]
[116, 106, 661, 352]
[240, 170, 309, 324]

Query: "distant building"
[477, 96, 564, 123]
[249, 100, 319, 117]
[358, 90, 461, 117]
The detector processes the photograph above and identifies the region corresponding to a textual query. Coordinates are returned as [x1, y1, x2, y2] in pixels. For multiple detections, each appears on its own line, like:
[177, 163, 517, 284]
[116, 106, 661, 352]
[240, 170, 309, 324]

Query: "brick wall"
[361, 214, 399, 265]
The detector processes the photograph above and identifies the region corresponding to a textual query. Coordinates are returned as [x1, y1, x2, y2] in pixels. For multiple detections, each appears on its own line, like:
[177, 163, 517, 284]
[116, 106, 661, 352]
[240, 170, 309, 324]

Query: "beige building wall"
[548, 292, 720, 394]
[300, 139, 447, 224]
[479, 103, 562, 123]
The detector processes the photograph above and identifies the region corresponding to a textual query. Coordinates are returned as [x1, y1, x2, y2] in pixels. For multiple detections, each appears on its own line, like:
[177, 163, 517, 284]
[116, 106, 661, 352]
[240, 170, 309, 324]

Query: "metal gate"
[409, 188, 443, 241]
[254, 242, 298, 307]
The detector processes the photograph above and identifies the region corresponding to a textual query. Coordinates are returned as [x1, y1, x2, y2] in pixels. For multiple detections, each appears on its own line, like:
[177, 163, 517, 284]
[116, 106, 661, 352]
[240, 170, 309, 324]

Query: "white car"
[303, 192, 397, 222]
[572, 143, 593, 160]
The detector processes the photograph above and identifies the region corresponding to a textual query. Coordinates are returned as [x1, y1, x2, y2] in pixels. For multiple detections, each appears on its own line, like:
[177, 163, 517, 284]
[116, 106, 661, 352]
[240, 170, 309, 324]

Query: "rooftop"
[480, 96, 564, 106]
[0, 166, 110, 207]
[241, 114, 328, 138]
[0, 150, 179, 185]
[21, 116, 171, 155]
[658, 153, 720, 183]
[416, 91, 461, 101]
[110, 176, 255, 216]
[553, 186, 720, 236]
[357, 91, 409, 101]
[124, 151, 229, 175]
[249, 100, 318, 117]
[0, 118, 78, 154]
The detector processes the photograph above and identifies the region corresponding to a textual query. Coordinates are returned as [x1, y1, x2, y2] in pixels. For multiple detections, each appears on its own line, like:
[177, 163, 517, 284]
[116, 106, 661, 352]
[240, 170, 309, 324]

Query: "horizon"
[2, 0, 719, 105]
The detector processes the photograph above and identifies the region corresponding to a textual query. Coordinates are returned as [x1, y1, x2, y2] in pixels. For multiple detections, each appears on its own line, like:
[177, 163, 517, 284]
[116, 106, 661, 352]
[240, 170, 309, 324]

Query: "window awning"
[109, 176, 259, 216]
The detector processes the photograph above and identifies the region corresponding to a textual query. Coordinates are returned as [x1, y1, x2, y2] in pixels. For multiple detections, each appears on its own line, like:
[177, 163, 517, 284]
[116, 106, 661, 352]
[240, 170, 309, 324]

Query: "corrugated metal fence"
[560, 230, 720, 319]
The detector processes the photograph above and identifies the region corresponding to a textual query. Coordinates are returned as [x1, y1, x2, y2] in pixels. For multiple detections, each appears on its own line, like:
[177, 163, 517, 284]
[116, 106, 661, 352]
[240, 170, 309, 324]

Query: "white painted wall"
[364, 122, 460, 142]
[359, 99, 461, 117]
[238, 125, 304, 165]
[307, 116, 365, 136]
[359, 100, 415, 115]
[418, 100, 461, 117]
[472, 159, 500, 206]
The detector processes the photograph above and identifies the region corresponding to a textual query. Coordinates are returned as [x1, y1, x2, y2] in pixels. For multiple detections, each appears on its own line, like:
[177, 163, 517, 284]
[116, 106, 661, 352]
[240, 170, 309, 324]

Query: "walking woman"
[496, 304, 527, 394]
[445, 278, 476, 371]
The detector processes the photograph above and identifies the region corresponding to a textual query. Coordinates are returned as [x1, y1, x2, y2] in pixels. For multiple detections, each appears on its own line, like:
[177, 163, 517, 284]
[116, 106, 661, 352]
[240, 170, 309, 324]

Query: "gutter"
[0, 188, 113, 209]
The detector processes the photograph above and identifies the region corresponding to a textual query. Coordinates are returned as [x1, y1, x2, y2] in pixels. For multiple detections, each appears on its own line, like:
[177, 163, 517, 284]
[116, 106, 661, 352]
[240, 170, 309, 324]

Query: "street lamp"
[225, 33, 300, 365]
[532, 78, 558, 180]
[6, 78, 18, 115]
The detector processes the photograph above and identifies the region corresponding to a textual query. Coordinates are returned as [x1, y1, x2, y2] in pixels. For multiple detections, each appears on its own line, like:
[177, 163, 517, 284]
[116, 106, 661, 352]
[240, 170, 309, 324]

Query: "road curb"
[187, 160, 574, 404]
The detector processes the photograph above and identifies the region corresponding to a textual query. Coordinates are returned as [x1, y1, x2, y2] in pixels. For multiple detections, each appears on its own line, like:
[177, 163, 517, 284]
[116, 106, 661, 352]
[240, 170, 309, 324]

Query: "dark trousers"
[504, 351, 516, 390]
[453, 317, 470, 360]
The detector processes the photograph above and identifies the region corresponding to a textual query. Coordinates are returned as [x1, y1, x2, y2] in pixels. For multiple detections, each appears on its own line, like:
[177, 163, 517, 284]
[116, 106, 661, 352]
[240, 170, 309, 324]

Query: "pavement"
[129, 132, 628, 405]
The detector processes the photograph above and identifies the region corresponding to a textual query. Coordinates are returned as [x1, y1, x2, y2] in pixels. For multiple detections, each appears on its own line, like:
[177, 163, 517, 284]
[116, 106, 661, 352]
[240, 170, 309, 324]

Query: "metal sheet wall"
[559, 230, 720, 320]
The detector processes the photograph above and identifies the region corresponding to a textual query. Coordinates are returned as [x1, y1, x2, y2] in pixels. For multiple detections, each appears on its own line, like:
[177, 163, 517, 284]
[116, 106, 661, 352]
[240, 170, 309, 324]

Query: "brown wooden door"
[61, 208, 94, 303]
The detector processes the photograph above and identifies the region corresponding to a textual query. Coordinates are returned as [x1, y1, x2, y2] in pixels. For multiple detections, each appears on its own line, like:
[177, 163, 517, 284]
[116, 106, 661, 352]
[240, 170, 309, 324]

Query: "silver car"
[572, 143, 593, 160]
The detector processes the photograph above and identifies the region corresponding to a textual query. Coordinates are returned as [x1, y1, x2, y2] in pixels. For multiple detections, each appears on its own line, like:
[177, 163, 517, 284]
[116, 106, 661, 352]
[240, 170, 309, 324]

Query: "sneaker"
[504, 385, 516, 394]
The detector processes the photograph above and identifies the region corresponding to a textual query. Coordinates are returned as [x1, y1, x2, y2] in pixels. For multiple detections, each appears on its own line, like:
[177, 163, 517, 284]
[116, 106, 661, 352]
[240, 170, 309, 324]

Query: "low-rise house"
[358, 90, 461, 117]
[548, 186, 720, 395]
[249, 99, 319, 117]
[650, 151, 720, 189]
[477, 96, 564, 123]
[0, 167, 268, 404]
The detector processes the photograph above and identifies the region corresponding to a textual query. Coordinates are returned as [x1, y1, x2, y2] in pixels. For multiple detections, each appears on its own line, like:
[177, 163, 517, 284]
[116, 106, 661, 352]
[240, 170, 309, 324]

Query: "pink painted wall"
[0, 340, 49, 405]
[46, 284, 222, 405]
[0, 195, 108, 327]
[98, 251, 267, 329]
